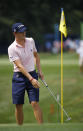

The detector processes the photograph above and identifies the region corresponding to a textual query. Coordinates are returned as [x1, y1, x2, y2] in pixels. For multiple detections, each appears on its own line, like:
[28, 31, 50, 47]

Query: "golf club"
[41, 79, 71, 121]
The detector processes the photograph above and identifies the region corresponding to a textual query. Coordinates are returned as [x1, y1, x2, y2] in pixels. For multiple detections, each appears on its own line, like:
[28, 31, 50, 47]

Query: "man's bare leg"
[15, 104, 23, 125]
[31, 101, 43, 124]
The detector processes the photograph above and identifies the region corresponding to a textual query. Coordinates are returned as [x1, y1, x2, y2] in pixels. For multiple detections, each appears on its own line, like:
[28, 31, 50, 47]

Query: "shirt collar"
[15, 39, 25, 48]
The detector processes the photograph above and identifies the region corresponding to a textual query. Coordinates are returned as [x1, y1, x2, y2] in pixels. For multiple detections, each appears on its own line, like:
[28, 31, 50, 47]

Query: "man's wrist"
[30, 77, 34, 82]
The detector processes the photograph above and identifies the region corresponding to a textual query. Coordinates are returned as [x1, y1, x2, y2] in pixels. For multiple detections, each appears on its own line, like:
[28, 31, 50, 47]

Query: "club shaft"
[41, 79, 70, 119]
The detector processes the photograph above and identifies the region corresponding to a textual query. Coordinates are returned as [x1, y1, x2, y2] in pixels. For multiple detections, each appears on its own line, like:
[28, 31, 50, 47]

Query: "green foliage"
[0, 0, 83, 52]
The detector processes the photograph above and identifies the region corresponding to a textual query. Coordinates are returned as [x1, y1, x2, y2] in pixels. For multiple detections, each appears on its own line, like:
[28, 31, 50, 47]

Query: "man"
[76, 40, 83, 73]
[8, 23, 44, 125]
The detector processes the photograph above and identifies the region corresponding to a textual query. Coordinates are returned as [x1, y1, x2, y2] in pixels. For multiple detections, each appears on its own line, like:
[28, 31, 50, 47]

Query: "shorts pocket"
[12, 73, 25, 83]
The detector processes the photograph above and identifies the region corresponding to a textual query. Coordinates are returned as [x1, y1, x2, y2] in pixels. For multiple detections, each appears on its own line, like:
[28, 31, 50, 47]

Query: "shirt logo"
[16, 74, 19, 78]
[31, 49, 33, 52]
[10, 56, 13, 59]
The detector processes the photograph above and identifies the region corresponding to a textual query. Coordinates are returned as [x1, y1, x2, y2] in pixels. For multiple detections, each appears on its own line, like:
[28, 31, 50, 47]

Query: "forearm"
[13, 58, 40, 89]
[19, 65, 32, 80]
[14, 61, 32, 80]
[35, 53, 42, 73]
[18, 63, 40, 88]
[34, 52, 44, 80]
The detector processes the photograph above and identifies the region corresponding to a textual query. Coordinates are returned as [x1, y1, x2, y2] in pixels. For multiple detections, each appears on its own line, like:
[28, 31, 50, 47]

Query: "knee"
[16, 104, 23, 111]
[31, 102, 38, 110]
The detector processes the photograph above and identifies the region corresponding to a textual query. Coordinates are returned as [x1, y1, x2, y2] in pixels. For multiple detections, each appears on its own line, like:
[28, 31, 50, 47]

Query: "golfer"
[8, 23, 44, 125]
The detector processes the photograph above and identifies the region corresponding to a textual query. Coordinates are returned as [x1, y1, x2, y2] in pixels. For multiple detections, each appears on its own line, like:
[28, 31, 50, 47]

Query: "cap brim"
[18, 27, 27, 32]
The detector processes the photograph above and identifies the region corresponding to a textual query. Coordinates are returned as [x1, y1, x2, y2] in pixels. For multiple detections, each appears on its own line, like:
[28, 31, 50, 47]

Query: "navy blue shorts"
[12, 70, 39, 104]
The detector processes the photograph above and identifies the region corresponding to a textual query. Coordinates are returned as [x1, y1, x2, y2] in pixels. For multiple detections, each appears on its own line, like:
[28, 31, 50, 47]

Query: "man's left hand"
[38, 71, 44, 80]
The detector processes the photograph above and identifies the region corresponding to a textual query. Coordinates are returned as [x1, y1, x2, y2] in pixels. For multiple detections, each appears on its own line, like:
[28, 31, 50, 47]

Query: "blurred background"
[0, 0, 83, 125]
[0, 0, 83, 53]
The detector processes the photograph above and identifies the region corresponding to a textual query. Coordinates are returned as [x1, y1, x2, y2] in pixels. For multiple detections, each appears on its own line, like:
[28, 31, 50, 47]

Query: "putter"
[41, 79, 71, 121]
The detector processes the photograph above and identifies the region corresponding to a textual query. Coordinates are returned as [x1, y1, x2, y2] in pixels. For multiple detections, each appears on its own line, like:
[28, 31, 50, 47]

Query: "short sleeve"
[8, 47, 20, 62]
[31, 38, 37, 52]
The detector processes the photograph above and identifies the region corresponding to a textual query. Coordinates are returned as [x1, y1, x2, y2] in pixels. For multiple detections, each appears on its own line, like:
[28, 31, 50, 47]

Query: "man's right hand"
[31, 79, 40, 88]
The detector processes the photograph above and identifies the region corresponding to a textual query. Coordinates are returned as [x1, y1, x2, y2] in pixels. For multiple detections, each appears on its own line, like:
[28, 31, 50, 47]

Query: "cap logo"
[18, 25, 24, 29]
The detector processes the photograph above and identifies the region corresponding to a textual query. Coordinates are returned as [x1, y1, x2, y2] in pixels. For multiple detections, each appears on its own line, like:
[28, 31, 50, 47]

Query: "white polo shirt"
[8, 37, 37, 72]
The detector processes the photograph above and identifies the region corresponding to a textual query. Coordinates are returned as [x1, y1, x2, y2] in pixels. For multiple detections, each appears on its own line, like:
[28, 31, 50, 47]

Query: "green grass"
[0, 123, 83, 131]
[0, 53, 83, 124]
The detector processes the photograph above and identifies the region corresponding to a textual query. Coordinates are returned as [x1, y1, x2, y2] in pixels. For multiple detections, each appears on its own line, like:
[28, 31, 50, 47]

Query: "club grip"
[41, 79, 48, 87]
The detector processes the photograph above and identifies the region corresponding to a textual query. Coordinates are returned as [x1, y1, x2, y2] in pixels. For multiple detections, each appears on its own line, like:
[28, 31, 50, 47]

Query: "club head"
[66, 117, 71, 121]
